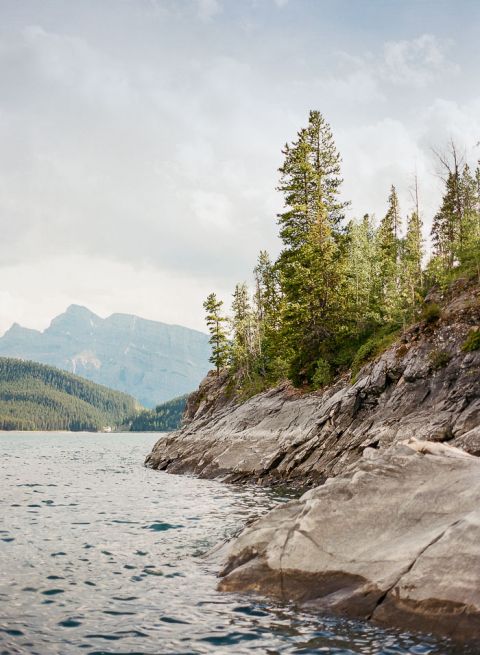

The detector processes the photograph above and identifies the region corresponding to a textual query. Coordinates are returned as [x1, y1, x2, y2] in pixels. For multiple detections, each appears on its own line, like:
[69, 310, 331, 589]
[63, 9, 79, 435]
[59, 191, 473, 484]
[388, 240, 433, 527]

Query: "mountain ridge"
[0, 305, 211, 407]
[2, 304, 209, 339]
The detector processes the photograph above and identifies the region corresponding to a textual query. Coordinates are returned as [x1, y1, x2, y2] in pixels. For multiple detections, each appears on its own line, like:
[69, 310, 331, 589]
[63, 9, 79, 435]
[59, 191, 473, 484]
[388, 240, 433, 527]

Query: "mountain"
[0, 305, 211, 407]
[0, 357, 138, 431]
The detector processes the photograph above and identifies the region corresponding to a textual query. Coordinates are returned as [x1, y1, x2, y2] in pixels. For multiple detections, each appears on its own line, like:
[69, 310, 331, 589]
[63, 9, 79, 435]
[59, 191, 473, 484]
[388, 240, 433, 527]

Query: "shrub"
[311, 358, 332, 389]
[350, 329, 399, 380]
[462, 328, 480, 352]
[422, 302, 441, 324]
[351, 340, 377, 375]
[429, 349, 452, 370]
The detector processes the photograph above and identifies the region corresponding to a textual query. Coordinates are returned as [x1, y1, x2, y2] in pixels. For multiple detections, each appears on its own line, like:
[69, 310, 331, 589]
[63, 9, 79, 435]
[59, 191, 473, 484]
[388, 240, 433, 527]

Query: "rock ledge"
[146, 284, 480, 485]
[217, 440, 480, 641]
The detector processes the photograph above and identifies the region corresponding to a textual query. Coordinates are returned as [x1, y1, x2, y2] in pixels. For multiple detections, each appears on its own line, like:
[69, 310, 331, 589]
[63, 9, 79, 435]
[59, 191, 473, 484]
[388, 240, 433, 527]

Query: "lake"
[0, 432, 472, 654]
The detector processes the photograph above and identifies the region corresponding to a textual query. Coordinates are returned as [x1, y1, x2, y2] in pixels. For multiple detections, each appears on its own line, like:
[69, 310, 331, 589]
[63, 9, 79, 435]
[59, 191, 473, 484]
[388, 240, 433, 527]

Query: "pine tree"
[305, 110, 347, 229]
[377, 185, 403, 322]
[430, 154, 480, 278]
[281, 202, 347, 383]
[277, 110, 347, 253]
[345, 214, 382, 330]
[254, 250, 281, 329]
[203, 293, 230, 375]
[275, 111, 348, 384]
[230, 283, 257, 374]
[402, 210, 424, 313]
[277, 128, 312, 251]
[457, 164, 480, 270]
[253, 251, 284, 379]
[431, 172, 461, 269]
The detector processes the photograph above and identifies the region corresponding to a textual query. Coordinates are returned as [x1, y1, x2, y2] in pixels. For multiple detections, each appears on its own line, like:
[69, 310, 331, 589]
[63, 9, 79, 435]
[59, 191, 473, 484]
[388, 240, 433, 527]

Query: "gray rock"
[146, 296, 480, 483]
[217, 440, 480, 641]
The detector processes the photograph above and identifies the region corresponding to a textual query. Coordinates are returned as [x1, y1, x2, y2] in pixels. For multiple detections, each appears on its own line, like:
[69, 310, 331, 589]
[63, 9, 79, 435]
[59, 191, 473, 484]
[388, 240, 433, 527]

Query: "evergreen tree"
[277, 110, 347, 253]
[377, 185, 403, 322]
[253, 251, 284, 378]
[254, 250, 281, 328]
[430, 153, 480, 277]
[458, 163, 480, 272]
[276, 128, 312, 251]
[345, 214, 382, 330]
[431, 172, 461, 269]
[280, 202, 347, 384]
[230, 283, 257, 374]
[401, 210, 424, 313]
[203, 293, 230, 375]
[276, 111, 348, 384]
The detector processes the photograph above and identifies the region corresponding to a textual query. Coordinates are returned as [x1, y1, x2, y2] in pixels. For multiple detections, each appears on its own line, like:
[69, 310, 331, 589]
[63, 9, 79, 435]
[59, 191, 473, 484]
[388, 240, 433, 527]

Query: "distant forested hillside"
[129, 394, 187, 432]
[0, 357, 138, 431]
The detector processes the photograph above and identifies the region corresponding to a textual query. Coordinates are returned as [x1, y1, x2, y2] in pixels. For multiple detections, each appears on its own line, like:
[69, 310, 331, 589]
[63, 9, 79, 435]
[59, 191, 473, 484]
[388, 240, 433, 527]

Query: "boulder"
[218, 440, 480, 641]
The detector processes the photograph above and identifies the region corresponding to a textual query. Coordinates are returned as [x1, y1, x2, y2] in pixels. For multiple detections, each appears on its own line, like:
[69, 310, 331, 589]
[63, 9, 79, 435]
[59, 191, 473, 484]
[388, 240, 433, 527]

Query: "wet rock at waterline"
[217, 440, 480, 641]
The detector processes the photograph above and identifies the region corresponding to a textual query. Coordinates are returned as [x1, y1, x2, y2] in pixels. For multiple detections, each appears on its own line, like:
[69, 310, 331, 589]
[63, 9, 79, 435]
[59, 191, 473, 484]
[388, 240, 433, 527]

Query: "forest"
[0, 357, 138, 431]
[203, 110, 480, 395]
[128, 394, 188, 432]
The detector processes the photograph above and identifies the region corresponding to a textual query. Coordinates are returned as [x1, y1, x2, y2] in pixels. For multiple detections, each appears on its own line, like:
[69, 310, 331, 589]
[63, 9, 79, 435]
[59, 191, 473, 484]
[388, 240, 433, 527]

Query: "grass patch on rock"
[350, 328, 400, 381]
[429, 349, 452, 370]
[462, 328, 480, 352]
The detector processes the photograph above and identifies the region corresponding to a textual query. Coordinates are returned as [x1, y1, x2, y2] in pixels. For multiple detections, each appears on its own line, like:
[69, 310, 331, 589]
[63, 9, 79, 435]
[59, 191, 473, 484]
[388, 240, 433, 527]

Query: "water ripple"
[0, 432, 475, 655]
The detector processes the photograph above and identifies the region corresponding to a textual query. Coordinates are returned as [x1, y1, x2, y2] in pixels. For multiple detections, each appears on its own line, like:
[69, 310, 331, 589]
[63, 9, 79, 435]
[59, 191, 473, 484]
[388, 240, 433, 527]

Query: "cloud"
[196, 0, 222, 21]
[418, 97, 480, 157]
[338, 118, 442, 232]
[381, 34, 458, 87]
[0, 2, 478, 333]
[0, 254, 229, 335]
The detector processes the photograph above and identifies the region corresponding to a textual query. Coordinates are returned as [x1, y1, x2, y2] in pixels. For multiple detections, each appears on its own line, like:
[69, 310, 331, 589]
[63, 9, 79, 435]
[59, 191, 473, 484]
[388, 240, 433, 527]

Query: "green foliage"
[430, 148, 480, 280]
[422, 303, 442, 324]
[129, 395, 187, 432]
[429, 349, 452, 370]
[462, 329, 480, 352]
[0, 357, 138, 431]
[350, 329, 400, 380]
[311, 358, 332, 389]
[401, 208, 424, 314]
[276, 110, 349, 385]
[203, 293, 230, 374]
[203, 116, 479, 397]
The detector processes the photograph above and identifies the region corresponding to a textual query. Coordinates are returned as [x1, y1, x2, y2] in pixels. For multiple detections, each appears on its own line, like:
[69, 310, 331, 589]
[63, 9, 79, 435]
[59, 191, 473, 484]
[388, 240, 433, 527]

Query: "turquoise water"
[0, 432, 473, 654]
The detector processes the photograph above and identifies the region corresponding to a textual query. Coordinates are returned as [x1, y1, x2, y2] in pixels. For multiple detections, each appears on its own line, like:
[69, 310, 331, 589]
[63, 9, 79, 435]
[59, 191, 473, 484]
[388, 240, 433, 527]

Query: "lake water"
[0, 432, 473, 655]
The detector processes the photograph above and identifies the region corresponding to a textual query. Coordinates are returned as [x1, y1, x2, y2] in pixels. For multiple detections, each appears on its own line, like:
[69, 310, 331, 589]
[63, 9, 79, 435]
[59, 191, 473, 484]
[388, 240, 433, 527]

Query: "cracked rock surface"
[217, 441, 480, 641]
[145, 283, 480, 485]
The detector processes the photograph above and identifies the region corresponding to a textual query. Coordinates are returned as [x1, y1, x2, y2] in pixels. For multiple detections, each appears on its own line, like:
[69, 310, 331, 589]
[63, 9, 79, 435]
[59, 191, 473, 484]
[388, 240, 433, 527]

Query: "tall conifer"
[203, 293, 229, 375]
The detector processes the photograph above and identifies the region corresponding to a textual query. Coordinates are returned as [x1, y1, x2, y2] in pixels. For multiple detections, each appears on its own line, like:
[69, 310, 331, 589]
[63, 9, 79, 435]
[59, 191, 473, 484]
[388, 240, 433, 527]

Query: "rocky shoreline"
[145, 284, 480, 485]
[217, 439, 480, 642]
[145, 282, 480, 641]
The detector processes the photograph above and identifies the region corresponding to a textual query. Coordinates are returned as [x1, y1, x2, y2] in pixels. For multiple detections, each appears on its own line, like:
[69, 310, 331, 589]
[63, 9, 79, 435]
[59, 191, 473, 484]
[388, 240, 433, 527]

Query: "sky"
[0, 0, 479, 334]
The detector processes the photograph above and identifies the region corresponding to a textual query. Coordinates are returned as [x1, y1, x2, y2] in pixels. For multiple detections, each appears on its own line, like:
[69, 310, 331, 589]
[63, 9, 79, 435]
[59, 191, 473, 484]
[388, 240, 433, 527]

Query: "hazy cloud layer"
[0, 0, 479, 333]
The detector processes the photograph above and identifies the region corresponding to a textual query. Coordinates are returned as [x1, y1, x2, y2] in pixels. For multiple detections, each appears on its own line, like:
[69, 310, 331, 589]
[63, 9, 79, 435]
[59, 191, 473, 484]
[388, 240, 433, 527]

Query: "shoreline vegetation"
[202, 110, 480, 400]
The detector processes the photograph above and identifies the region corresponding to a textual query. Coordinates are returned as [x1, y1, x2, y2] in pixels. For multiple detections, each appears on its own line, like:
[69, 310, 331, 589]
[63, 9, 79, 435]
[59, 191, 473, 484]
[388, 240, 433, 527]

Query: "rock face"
[217, 441, 480, 641]
[0, 305, 211, 407]
[145, 283, 480, 483]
